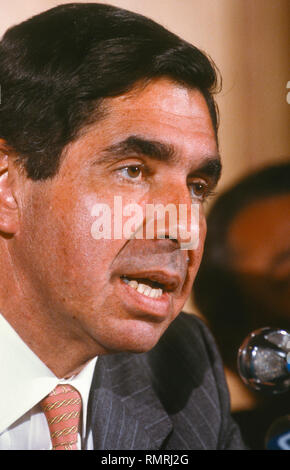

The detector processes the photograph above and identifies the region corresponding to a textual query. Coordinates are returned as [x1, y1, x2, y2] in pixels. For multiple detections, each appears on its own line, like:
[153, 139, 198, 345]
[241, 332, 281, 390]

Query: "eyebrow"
[95, 135, 222, 184]
[97, 135, 176, 163]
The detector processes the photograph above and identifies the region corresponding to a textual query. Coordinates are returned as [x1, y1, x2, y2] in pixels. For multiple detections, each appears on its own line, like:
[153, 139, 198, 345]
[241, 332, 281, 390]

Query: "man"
[0, 3, 244, 449]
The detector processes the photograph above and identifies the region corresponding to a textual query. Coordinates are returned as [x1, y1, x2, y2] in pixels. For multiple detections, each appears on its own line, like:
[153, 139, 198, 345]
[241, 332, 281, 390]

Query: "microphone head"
[238, 327, 290, 394]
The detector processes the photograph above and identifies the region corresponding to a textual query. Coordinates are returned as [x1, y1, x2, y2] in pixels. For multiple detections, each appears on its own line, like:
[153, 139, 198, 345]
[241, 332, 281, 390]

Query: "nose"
[143, 177, 200, 251]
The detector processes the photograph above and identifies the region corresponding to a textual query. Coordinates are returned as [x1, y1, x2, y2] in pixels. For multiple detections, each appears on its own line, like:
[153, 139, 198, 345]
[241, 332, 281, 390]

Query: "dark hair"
[0, 3, 220, 180]
[193, 161, 290, 370]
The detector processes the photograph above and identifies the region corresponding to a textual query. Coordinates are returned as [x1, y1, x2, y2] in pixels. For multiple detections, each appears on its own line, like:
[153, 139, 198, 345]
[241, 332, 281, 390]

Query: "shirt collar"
[0, 314, 97, 434]
[56, 356, 97, 435]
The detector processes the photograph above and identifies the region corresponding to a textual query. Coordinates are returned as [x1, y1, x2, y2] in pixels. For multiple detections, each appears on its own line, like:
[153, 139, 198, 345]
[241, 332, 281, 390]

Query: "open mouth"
[120, 270, 180, 300]
[121, 276, 164, 299]
[116, 269, 184, 320]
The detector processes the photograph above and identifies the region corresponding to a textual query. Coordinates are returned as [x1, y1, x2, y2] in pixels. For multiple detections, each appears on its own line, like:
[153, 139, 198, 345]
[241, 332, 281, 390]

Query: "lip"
[117, 276, 173, 321]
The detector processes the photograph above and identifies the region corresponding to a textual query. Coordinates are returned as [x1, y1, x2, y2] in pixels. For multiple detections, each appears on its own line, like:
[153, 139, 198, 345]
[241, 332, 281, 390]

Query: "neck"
[2, 306, 100, 378]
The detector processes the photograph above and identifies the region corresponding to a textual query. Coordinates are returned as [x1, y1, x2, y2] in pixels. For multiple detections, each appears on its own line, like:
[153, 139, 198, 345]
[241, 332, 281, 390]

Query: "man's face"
[13, 78, 219, 356]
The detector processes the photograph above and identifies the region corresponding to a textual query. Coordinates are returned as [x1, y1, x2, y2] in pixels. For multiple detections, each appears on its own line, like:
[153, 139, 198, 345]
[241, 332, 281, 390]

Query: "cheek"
[54, 201, 123, 288]
[63, 191, 148, 274]
[19, 185, 119, 295]
[174, 213, 207, 307]
[199, 214, 207, 255]
[193, 210, 206, 265]
[187, 213, 207, 283]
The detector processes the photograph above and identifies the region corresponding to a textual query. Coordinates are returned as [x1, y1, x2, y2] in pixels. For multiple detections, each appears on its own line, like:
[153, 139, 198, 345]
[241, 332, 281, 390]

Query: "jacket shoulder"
[146, 312, 245, 449]
[148, 311, 224, 379]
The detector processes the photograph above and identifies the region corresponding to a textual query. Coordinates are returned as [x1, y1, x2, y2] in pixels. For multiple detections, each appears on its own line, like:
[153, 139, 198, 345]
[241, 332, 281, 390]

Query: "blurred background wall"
[0, 0, 289, 313]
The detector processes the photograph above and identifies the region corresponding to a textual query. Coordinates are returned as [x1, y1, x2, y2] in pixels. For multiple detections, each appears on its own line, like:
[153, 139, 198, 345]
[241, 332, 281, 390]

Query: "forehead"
[112, 78, 208, 114]
[104, 78, 214, 132]
[75, 78, 217, 160]
[60, 77, 218, 178]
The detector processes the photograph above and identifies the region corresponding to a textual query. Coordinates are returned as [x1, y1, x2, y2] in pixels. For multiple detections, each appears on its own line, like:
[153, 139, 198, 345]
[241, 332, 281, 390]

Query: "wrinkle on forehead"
[61, 77, 217, 174]
[105, 78, 207, 119]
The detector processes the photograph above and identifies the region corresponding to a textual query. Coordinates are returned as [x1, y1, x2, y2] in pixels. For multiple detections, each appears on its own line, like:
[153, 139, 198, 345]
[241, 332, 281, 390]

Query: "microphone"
[237, 327, 290, 394]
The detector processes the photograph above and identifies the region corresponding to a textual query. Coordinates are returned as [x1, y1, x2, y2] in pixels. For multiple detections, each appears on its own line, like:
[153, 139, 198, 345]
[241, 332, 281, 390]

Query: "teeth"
[128, 280, 138, 289]
[137, 283, 146, 294]
[123, 278, 163, 298]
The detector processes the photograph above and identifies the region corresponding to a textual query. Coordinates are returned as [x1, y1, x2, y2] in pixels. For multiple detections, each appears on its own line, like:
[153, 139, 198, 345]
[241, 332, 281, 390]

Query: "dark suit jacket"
[88, 312, 245, 450]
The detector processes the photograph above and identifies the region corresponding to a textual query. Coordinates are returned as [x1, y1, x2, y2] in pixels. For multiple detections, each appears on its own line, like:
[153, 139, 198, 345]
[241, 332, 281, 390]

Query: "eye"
[117, 164, 145, 182]
[189, 181, 209, 200]
[125, 165, 142, 179]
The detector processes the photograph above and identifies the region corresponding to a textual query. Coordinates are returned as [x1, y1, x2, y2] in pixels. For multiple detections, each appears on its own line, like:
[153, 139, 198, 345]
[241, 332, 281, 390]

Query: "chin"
[95, 317, 169, 355]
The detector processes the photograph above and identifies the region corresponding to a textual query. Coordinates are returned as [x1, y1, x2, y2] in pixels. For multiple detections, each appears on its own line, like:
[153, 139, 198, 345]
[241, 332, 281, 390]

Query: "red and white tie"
[40, 384, 82, 450]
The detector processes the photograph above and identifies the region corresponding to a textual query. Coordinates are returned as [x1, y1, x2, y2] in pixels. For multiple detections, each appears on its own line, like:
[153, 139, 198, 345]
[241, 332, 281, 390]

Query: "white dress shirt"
[0, 314, 97, 450]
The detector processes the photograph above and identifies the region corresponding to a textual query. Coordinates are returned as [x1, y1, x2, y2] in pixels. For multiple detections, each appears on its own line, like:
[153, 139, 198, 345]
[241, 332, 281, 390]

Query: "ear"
[0, 140, 20, 235]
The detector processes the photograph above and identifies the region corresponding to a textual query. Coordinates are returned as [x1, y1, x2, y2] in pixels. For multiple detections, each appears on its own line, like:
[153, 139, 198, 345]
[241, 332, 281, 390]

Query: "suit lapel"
[88, 352, 172, 450]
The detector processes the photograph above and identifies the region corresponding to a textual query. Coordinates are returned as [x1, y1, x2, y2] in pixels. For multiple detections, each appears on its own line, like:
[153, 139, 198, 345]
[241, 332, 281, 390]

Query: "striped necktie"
[40, 384, 82, 450]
